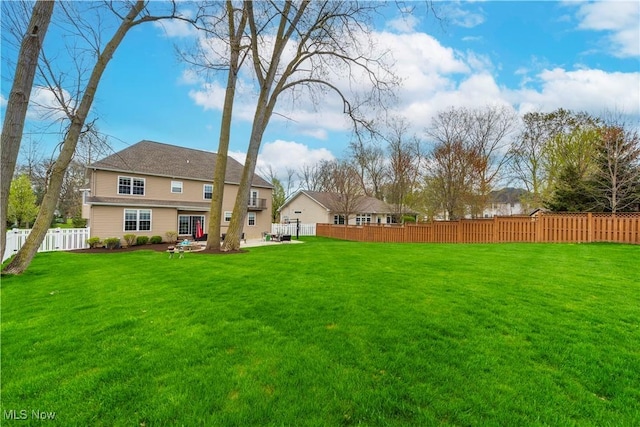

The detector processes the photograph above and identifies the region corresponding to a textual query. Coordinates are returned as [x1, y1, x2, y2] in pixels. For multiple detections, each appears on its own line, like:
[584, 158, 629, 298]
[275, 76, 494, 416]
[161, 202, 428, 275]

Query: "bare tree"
[323, 159, 365, 224]
[1, 0, 54, 262]
[298, 162, 331, 192]
[589, 113, 640, 212]
[74, 125, 111, 165]
[384, 117, 422, 222]
[57, 160, 86, 220]
[348, 137, 388, 199]
[3, 1, 195, 274]
[466, 105, 518, 217]
[508, 111, 553, 208]
[424, 107, 475, 220]
[220, 0, 398, 251]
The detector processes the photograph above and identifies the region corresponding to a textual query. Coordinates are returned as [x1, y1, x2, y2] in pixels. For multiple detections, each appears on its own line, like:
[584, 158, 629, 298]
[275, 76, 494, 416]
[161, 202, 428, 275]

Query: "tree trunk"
[206, 1, 245, 252]
[222, 105, 268, 251]
[0, 0, 54, 263]
[222, 129, 265, 251]
[3, 1, 145, 275]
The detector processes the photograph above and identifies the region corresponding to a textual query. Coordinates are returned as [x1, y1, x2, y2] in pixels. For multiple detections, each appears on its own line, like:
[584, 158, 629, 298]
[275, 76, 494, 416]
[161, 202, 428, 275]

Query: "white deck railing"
[271, 223, 316, 237]
[3, 228, 90, 263]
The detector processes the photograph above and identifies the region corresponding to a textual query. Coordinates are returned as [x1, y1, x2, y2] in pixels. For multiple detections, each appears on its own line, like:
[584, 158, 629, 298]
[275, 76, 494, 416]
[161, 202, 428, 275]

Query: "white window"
[203, 184, 213, 200]
[171, 181, 183, 193]
[333, 215, 345, 225]
[124, 209, 151, 231]
[356, 214, 371, 225]
[118, 176, 145, 195]
[224, 211, 232, 222]
[247, 212, 256, 226]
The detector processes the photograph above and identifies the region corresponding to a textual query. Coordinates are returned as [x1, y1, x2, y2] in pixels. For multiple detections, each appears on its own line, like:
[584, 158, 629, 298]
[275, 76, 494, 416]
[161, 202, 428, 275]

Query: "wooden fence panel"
[406, 224, 433, 243]
[495, 217, 536, 242]
[431, 221, 456, 243]
[541, 214, 588, 243]
[593, 214, 640, 244]
[316, 213, 639, 244]
[461, 220, 494, 243]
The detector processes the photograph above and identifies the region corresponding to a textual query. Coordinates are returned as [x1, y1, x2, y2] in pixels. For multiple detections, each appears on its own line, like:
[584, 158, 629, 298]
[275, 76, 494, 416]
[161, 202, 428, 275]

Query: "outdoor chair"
[280, 234, 292, 242]
[221, 233, 247, 243]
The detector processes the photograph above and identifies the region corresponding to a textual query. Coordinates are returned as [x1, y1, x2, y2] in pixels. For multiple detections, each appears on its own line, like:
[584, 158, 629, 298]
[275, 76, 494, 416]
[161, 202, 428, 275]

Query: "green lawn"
[1, 238, 639, 426]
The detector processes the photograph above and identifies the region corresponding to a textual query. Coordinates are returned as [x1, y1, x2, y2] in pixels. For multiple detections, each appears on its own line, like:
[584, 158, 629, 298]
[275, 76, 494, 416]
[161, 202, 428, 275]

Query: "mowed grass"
[1, 238, 639, 426]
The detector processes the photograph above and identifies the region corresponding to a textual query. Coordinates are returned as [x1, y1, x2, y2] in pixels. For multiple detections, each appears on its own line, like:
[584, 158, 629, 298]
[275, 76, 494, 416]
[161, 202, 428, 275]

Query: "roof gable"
[286, 190, 394, 214]
[90, 140, 272, 188]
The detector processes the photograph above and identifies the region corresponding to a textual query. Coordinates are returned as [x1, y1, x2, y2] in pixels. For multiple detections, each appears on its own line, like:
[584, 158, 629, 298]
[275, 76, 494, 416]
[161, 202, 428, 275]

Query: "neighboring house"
[82, 140, 273, 241]
[481, 188, 529, 218]
[279, 190, 399, 225]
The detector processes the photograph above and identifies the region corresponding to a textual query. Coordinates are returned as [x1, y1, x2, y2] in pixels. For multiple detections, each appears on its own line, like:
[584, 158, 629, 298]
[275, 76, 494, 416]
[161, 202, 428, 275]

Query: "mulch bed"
[78, 243, 174, 253]
[76, 243, 244, 254]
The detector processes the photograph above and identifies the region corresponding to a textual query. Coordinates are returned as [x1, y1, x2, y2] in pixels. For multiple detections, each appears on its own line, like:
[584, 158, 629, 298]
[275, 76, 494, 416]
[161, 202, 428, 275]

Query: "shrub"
[136, 236, 149, 246]
[165, 231, 178, 244]
[86, 237, 101, 249]
[150, 235, 163, 244]
[402, 215, 416, 223]
[123, 234, 137, 247]
[72, 217, 87, 228]
[103, 237, 120, 250]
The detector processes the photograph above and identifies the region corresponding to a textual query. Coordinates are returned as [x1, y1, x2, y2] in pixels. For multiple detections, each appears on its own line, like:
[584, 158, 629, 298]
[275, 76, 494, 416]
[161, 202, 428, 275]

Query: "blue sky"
[2, 1, 639, 179]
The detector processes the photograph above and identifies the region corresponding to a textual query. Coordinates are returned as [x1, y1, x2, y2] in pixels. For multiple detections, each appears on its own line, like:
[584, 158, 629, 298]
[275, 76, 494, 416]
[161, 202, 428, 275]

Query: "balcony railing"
[248, 198, 267, 210]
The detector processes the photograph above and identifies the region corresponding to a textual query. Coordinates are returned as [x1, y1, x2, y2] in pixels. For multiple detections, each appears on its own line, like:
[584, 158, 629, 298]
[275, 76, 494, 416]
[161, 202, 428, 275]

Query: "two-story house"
[82, 140, 273, 242]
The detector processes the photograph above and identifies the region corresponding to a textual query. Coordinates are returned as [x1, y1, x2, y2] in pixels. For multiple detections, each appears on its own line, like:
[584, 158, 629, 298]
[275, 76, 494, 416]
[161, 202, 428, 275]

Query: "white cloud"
[574, 1, 640, 57]
[26, 86, 72, 121]
[185, 13, 638, 153]
[386, 14, 420, 33]
[228, 150, 247, 165]
[0, 94, 7, 108]
[188, 82, 225, 111]
[511, 68, 640, 116]
[153, 9, 198, 38]
[259, 140, 335, 180]
[179, 69, 202, 85]
[441, 3, 486, 28]
[298, 128, 328, 140]
[227, 140, 334, 184]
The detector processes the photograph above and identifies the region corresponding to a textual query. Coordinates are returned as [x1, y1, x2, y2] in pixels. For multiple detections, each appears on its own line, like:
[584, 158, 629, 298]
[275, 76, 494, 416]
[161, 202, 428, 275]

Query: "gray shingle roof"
[302, 190, 395, 214]
[89, 140, 272, 188]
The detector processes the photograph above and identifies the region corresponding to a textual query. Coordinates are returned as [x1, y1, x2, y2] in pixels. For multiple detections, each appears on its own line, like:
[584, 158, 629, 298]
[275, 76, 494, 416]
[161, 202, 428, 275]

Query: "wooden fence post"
[587, 212, 593, 243]
[536, 213, 543, 242]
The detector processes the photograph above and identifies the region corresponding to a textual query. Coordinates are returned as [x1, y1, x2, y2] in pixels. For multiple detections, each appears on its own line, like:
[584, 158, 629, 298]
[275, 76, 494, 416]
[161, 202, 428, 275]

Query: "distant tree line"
[272, 106, 639, 222]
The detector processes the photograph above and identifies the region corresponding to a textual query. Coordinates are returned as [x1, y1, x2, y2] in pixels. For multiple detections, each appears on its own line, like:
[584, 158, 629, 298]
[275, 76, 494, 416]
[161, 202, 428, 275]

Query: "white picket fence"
[3, 228, 90, 263]
[271, 223, 316, 237]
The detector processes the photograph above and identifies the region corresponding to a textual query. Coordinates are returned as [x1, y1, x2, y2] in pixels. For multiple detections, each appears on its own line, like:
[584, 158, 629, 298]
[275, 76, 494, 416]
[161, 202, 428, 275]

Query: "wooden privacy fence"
[317, 213, 640, 244]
